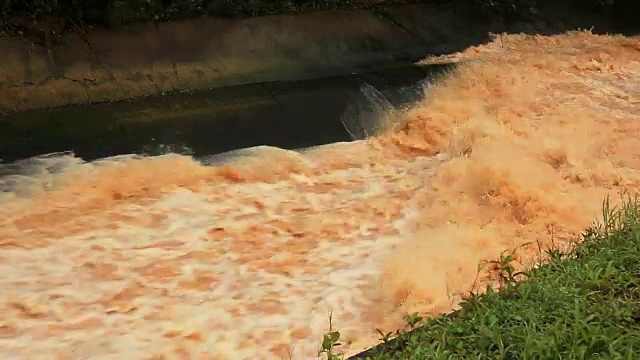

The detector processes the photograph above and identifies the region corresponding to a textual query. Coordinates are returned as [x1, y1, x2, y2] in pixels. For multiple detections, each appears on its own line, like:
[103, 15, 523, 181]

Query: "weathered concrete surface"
[0, 1, 627, 114]
[0, 7, 431, 114]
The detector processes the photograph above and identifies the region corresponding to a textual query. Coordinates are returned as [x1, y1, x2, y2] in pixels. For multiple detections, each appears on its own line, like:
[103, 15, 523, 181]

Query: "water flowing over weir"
[0, 63, 448, 358]
[1, 32, 640, 360]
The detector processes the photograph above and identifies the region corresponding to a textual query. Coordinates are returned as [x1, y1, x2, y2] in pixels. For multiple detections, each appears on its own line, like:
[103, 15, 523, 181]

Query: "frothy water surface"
[1, 32, 639, 359]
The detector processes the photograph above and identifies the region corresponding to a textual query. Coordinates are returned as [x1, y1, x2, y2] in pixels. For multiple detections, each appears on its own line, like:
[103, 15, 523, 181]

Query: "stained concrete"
[0, 7, 428, 114]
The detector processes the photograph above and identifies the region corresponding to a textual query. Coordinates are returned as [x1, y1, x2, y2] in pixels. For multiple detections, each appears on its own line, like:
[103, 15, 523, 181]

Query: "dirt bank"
[0, 1, 625, 114]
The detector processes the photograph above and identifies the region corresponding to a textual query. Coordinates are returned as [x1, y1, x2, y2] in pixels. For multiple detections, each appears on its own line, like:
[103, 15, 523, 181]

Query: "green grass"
[333, 194, 640, 360]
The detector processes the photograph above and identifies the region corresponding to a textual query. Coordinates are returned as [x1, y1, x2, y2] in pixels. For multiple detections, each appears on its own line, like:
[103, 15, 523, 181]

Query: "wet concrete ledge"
[0, 5, 434, 114]
[0, 1, 624, 115]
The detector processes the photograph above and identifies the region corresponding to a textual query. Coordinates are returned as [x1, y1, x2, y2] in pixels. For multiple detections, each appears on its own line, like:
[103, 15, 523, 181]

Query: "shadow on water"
[0, 63, 455, 164]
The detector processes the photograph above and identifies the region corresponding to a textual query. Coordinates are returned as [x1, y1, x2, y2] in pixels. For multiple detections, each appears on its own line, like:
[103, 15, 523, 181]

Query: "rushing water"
[1, 32, 639, 359]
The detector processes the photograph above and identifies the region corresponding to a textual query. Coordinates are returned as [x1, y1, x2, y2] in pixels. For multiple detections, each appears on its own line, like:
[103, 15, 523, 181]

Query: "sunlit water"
[1, 32, 639, 359]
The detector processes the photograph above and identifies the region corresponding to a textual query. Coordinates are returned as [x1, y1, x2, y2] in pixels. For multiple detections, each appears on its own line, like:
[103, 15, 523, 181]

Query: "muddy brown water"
[0, 61, 455, 359]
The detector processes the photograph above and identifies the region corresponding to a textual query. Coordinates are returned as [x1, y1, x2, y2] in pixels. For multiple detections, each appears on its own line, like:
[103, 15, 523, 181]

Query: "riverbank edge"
[0, 1, 626, 115]
[347, 195, 640, 359]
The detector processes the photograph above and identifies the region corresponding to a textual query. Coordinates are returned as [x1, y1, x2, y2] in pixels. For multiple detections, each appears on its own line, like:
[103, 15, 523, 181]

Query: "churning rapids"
[1, 32, 639, 359]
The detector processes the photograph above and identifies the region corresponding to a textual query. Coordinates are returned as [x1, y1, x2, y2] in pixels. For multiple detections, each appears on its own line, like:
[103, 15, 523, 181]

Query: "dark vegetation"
[0, 0, 637, 38]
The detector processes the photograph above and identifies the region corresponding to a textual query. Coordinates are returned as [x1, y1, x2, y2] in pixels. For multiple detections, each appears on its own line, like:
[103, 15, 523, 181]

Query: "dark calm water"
[0, 63, 454, 163]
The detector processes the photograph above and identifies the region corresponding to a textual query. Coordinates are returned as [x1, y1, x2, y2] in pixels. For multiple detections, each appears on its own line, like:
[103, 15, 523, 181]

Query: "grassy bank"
[339, 194, 640, 359]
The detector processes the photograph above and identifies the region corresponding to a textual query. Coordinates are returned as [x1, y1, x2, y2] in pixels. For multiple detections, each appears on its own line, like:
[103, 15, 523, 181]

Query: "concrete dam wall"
[0, 1, 622, 114]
